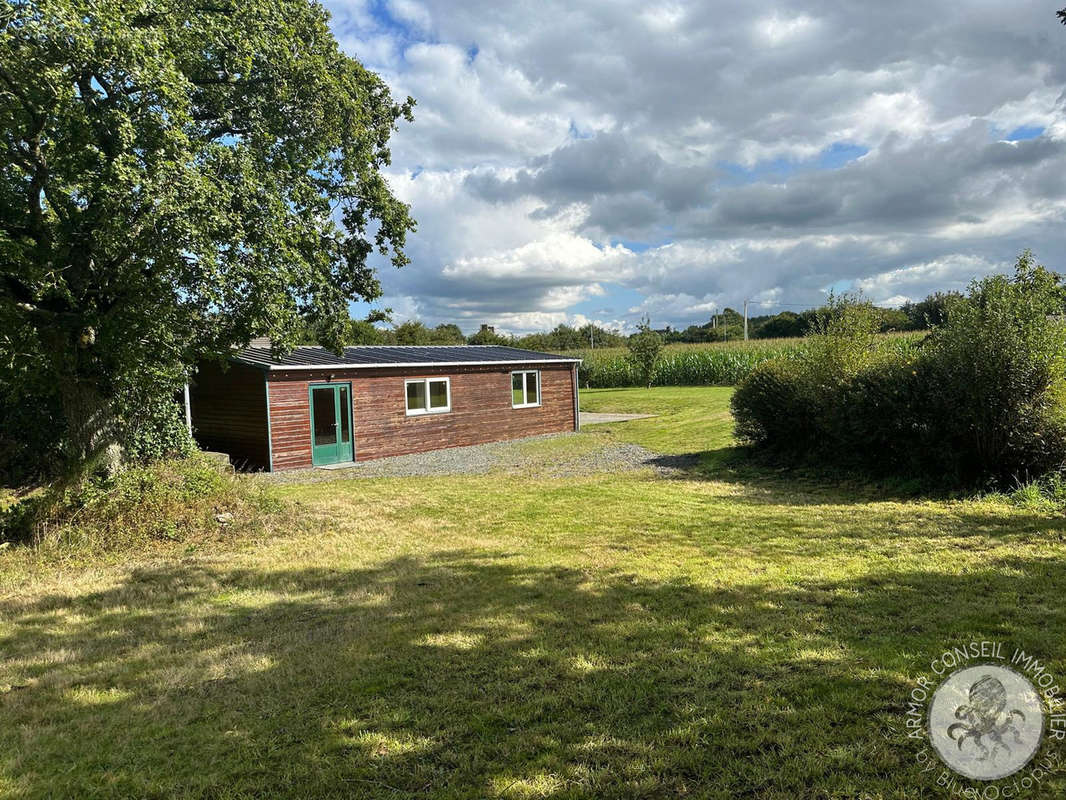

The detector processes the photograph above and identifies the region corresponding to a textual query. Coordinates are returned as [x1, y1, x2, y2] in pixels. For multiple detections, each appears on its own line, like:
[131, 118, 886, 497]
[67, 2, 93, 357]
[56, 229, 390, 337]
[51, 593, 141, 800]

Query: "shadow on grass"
[3, 549, 1066, 798]
[640, 443, 1002, 507]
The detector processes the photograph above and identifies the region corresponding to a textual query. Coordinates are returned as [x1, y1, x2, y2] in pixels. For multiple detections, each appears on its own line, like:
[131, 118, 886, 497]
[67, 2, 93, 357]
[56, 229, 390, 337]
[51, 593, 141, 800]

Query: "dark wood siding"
[264, 379, 314, 471]
[266, 363, 576, 471]
[189, 361, 269, 469]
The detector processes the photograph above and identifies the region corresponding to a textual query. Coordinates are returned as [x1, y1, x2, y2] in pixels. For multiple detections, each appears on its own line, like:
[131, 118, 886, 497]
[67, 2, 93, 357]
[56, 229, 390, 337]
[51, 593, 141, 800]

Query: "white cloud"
[754, 13, 820, 46]
[855, 254, 1004, 304]
[483, 310, 630, 336]
[323, 0, 1066, 331]
[387, 0, 432, 32]
[443, 235, 629, 283]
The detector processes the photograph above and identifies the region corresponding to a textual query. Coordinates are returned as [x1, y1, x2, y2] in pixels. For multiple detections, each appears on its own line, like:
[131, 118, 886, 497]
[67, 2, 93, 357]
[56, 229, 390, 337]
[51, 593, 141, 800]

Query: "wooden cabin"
[188, 345, 582, 471]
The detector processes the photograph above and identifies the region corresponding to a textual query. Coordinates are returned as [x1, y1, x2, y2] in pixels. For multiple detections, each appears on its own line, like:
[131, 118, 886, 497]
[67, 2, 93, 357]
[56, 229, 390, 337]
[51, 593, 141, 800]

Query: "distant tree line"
[297, 316, 628, 350]
[297, 290, 968, 353]
[655, 291, 964, 343]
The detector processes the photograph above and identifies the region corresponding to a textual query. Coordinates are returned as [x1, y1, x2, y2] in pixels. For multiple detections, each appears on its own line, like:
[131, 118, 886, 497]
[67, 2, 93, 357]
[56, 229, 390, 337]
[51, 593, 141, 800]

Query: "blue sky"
[717, 142, 870, 186]
[326, 0, 1066, 334]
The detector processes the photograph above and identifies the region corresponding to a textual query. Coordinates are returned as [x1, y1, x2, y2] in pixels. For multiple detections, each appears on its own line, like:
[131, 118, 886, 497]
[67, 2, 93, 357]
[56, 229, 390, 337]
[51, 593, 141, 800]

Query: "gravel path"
[541, 440, 689, 478]
[580, 412, 656, 425]
[265, 432, 691, 484]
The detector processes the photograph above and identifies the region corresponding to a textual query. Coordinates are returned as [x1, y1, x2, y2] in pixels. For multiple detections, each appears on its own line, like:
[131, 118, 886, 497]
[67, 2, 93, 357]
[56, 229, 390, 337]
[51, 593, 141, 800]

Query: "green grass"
[580, 386, 735, 455]
[2, 387, 1065, 798]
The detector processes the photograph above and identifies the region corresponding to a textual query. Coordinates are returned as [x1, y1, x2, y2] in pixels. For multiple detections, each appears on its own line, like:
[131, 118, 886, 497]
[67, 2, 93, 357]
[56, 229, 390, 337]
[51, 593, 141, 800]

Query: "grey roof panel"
[232, 345, 581, 370]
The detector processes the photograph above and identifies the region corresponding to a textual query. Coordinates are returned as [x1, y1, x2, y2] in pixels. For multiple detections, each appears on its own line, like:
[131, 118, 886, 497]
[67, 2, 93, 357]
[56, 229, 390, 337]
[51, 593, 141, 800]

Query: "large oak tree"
[0, 0, 414, 468]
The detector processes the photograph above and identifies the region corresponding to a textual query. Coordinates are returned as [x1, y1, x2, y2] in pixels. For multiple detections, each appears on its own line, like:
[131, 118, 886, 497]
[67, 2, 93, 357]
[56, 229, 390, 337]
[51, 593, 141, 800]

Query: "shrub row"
[731, 253, 1066, 487]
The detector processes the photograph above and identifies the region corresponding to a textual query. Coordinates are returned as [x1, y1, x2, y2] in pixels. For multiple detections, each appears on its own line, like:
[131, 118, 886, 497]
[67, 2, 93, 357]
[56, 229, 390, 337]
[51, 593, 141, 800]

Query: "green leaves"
[0, 0, 415, 470]
[733, 251, 1066, 487]
[627, 316, 664, 390]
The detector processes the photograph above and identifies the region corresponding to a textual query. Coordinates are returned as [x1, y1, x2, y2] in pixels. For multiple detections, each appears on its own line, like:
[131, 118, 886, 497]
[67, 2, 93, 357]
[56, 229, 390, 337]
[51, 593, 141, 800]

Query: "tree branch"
[0, 64, 44, 131]
[0, 272, 35, 305]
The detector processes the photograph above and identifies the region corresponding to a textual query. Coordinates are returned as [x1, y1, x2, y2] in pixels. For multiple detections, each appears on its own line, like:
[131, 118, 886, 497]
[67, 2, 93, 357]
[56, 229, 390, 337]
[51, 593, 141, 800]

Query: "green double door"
[310, 384, 353, 466]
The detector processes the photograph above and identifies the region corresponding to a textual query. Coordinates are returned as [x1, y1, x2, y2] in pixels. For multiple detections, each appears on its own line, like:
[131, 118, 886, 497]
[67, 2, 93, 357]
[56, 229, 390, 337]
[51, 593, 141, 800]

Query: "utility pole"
[743, 299, 749, 341]
[590, 326, 595, 349]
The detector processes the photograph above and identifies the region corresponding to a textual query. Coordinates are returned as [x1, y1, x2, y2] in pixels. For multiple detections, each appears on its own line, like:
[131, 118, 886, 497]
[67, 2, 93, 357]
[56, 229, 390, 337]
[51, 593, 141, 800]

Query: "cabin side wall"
[189, 361, 270, 469]
[266, 362, 577, 471]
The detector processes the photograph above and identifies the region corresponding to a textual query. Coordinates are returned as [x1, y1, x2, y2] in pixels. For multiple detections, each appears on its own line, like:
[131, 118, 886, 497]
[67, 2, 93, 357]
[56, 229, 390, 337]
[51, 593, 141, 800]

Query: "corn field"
[568, 335, 923, 388]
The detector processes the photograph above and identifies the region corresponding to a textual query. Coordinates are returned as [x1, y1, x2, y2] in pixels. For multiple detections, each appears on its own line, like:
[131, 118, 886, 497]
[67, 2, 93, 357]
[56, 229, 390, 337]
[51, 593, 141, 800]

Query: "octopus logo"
[929, 664, 1045, 781]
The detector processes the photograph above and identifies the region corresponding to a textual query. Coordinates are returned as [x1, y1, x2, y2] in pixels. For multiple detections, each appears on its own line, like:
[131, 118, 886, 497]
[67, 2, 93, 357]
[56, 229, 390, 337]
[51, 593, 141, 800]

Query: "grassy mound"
[0, 454, 283, 552]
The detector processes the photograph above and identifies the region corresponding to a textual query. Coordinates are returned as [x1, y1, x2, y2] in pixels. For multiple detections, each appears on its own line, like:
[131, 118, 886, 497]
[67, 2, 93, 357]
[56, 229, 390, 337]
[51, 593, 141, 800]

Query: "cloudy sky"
[326, 0, 1066, 334]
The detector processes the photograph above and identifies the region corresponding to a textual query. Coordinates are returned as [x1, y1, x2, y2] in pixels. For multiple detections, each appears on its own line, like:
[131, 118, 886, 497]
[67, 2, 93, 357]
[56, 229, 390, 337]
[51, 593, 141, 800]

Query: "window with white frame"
[405, 377, 450, 415]
[511, 370, 540, 408]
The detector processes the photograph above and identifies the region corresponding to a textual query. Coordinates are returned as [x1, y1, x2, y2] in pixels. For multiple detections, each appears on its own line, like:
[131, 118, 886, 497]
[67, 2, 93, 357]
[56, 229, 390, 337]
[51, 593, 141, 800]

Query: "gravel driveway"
[580, 412, 656, 425]
[266, 431, 689, 483]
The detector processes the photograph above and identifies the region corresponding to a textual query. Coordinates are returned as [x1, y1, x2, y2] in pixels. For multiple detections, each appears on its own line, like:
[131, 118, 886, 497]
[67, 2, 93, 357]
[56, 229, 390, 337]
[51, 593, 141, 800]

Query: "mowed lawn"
[3, 388, 1066, 798]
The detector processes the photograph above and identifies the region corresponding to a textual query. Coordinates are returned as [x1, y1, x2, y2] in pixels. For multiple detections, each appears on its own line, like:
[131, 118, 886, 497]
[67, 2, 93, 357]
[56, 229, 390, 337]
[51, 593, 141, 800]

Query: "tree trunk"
[59, 377, 124, 476]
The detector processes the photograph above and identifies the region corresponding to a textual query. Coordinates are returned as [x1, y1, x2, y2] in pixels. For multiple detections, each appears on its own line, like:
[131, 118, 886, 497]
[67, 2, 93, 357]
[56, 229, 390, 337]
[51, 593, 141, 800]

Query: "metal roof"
[232, 345, 582, 370]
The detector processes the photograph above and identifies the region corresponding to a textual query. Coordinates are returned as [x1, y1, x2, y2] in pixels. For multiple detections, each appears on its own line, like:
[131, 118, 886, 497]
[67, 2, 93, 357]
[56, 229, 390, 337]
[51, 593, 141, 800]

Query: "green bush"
[731, 358, 819, 451]
[0, 454, 282, 550]
[733, 296, 891, 456]
[123, 395, 196, 463]
[839, 355, 927, 471]
[731, 251, 1066, 487]
[0, 376, 195, 481]
[911, 252, 1066, 483]
[627, 318, 663, 389]
[802, 294, 884, 381]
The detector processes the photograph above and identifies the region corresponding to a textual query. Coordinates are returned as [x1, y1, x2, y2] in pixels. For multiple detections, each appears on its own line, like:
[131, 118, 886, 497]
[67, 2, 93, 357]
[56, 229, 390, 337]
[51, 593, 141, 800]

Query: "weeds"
[0, 454, 283, 552]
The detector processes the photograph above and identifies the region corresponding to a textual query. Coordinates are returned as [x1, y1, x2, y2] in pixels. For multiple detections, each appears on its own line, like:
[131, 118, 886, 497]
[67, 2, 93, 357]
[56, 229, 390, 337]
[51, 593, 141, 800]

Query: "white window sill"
[406, 407, 451, 416]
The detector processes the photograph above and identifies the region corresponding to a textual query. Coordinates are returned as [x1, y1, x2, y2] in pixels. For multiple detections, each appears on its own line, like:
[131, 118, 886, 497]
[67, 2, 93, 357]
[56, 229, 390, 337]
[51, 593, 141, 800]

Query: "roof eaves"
[252, 358, 583, 371]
